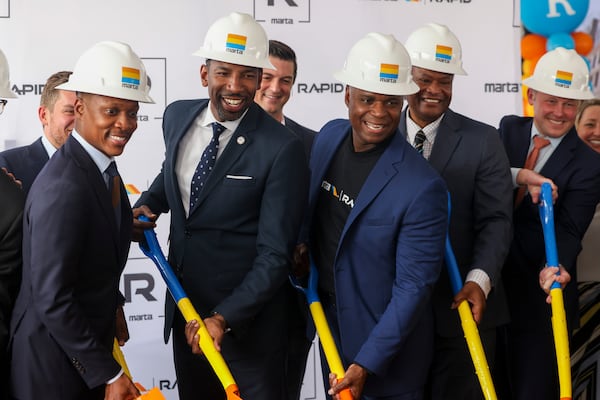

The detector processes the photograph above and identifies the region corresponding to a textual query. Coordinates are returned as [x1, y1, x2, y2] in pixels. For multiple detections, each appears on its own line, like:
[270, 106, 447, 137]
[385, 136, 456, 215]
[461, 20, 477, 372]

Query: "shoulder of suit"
[165, 98, 208, 114]
[285, 116, 317, 135]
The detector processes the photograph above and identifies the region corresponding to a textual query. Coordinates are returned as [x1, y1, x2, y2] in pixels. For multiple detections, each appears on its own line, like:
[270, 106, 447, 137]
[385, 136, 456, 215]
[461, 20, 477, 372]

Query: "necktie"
[105, 161, 121, 225]
[189, 122, 226, 210]
[413, 130, 426, 156]
[514, 135, 551, 208]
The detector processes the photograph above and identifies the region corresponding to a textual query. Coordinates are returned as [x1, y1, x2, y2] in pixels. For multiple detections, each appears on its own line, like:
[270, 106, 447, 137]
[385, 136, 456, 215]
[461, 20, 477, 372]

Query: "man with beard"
[133, 12, 308, 400]
[399, 23, 513, 400]
[0, 71, 76, 195]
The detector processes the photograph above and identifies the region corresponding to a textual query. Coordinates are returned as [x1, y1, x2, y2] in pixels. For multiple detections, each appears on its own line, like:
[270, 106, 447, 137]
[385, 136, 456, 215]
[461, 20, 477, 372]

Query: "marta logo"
[254, 0, 311, 24]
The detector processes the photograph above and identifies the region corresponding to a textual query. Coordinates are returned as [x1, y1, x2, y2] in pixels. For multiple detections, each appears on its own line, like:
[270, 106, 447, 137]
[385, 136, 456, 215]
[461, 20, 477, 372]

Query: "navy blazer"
[499, 115, 600, 328]
[399, 108, 513, 337]
[0, 172, 24, 400]
[0, 137, 49, 195]
[9, 135, 132, 398]
[307, 119, 447, 397]
[136, 100, 308, 351]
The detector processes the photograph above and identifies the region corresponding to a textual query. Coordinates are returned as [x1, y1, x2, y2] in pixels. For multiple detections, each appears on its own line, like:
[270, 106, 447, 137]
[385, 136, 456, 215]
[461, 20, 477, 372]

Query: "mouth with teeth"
[364, 121, 386, 132]
[109, 133, 130, 147]
[222, 96, 245, 111]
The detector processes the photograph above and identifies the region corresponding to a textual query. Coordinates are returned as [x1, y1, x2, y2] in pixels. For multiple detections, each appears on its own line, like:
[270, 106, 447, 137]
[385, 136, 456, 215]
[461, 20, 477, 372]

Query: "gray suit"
[399, 108, 513, 399]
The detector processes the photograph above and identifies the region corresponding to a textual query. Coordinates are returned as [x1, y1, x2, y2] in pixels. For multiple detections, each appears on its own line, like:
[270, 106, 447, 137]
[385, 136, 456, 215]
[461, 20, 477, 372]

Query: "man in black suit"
[0, 71, 75, 195]
[497, 47, 600, 400]
[254, 39, 315, 400]
[0, 47, 23, 400]
[399, 23, 513, 400]
[133, 12, 308, 400]
[9, 41, 153, 400]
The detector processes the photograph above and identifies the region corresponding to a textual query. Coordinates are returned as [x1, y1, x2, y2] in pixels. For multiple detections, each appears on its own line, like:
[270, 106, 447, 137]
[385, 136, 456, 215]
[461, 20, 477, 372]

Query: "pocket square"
[225, 175, 253, 180]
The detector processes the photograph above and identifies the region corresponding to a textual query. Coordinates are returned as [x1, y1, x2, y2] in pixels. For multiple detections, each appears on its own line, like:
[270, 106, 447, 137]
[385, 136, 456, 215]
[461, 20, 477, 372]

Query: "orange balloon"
[521, 34, 547, 60]
[571, 31, 593, 56]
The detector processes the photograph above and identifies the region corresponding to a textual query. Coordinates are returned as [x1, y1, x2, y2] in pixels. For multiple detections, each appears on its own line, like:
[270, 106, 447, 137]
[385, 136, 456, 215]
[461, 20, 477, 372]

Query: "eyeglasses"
[0, 99, 7, 115]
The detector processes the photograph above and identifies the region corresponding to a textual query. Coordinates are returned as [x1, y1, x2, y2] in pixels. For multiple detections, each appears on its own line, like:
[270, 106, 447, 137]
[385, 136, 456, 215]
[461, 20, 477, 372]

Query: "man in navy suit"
[301, 32, 447, 399]
[133, 13, 308, 400]
[0, 48, 23, 400]
[497, 47, 600, 399]
[254, 38, 315, 400]
[0, 71, 75, 195]
[9, 41, 153, 400]
[399, 23, 513, 400]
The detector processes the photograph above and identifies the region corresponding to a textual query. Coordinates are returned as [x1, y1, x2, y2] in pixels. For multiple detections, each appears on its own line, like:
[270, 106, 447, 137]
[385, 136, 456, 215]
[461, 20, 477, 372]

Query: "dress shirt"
[175, 102, 244, 217]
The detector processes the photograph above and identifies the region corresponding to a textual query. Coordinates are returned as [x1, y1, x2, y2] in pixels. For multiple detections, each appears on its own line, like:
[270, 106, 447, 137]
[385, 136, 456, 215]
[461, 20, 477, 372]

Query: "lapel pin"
[237, 136, 246, 145]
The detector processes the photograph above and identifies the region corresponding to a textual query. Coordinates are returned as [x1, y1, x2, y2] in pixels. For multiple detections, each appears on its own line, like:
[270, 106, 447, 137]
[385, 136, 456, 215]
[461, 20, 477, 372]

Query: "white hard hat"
[0, 49, 17, 99]
[523, 47, 593, 100]
[193, 12, 273, 69]
[334, 32, 419, 96]
[57, 41, 154, 103]
[405, 23, 467, 76]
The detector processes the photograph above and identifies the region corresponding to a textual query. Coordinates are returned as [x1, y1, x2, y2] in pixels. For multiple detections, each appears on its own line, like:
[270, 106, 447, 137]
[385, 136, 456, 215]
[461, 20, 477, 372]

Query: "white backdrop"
[1, 1, 524, 398]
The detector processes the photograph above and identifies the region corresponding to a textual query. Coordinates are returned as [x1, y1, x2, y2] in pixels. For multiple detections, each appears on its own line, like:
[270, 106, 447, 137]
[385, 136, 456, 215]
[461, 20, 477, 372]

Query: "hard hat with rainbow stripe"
[57, 41, 154, 103]
[334, 32, 419, 96]
[523, 47, 593, 100]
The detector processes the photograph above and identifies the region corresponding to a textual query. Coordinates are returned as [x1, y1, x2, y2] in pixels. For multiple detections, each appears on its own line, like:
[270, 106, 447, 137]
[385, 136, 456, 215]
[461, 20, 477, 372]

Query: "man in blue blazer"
[9, 41, 153, 400]
[254, 38, 315, 400]
[301, 33, 447, 399]
[400, 23, 513, 400]
[133, 13, 308, 400]
[0, 71, 75, 195]
[497, 47, 600, 399]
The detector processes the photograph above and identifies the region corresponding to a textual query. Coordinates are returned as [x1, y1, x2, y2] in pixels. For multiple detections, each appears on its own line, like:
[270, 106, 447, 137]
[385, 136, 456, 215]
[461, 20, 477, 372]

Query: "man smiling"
[301, 32, 447, 399]
[9, 41, 153, 400]
[399, 23, 513, 400]
[133, 12, 308, 400]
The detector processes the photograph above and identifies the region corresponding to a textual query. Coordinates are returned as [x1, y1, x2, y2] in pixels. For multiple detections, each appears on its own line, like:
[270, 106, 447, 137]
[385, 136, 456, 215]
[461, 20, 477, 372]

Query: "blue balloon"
[546, 33, 575, 51]
[522, 0, 589, 36]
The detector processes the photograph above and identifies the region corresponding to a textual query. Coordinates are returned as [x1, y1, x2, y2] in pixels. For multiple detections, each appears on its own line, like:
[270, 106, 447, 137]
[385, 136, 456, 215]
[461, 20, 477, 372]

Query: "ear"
[526, 88, 535, 106]
[74, 96, 85, 117]
[344, 85, 351, 107]
[38, 106, 47, 126]
[200, 65, 209, 88]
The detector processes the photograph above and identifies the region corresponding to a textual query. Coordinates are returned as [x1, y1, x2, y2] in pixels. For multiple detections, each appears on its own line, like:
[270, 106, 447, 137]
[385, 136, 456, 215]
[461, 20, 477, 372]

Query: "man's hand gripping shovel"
[538, 182, 571, 400]
[112, 338, 165, 399]
[445, 194, 497, 400]
[138, 215, 243, 400]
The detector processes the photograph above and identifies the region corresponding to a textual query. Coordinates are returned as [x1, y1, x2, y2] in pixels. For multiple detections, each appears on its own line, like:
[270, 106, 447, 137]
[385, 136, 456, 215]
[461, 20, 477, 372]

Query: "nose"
[115, 112, 137, 131]
[227, 73, 243, 91]
[370, 101, 386, 117]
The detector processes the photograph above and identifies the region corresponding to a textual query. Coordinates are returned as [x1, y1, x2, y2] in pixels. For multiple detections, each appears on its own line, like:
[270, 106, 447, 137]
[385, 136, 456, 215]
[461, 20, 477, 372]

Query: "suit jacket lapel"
[540, 128, 577, 178]
[68, 137, 122, 256]
[429, 110, 461, 174]
[168, 100, 209, 219]
[342, 131, 403, 237]
[188, 103, 259, 215]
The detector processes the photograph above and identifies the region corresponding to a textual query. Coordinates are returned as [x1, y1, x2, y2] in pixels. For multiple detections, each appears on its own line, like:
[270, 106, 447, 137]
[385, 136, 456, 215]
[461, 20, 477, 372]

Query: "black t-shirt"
[311, 129, 388, 294]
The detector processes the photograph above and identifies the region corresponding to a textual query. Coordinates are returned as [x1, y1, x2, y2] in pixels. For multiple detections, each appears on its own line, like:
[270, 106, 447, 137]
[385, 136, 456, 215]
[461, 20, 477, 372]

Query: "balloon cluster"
[521, 0, 593, 115]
